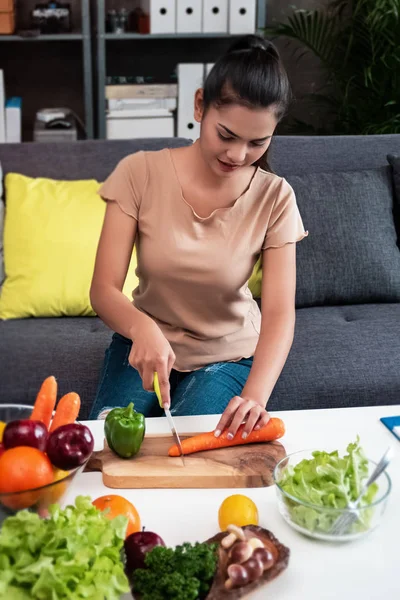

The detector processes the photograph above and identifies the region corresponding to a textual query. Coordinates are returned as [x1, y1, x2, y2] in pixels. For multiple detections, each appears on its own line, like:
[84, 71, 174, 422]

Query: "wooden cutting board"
[85, 433, 285, 489]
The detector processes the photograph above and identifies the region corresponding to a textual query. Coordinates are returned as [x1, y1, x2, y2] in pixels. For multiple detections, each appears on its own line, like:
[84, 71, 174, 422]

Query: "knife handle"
[153, 372, 163, 408]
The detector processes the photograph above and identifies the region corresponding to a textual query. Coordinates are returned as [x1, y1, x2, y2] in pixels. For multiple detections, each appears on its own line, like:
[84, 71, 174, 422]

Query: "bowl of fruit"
[0, 377, 94, 522]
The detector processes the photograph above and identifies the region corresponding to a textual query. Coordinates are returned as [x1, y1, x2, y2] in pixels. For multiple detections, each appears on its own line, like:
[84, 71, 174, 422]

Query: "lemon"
[218, 494, 259, 531]
[53, 468, 70, 482]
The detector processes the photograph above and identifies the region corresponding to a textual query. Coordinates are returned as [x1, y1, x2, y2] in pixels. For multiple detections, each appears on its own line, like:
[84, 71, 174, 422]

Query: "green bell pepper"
[104, 402, 145, 459]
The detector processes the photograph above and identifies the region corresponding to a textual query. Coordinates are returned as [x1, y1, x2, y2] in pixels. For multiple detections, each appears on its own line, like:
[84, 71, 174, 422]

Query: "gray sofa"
[1, 135, 400, 419]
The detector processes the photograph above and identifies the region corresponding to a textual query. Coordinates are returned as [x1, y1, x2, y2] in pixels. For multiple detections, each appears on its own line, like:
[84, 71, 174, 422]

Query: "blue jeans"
[89, 333, 253, 419]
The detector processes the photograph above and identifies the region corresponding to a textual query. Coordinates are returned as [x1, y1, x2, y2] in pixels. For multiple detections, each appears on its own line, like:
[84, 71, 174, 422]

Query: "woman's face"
[195, 92, 278, 178]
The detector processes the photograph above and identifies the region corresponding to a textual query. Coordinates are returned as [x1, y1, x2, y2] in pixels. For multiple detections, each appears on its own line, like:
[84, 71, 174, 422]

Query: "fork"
[329, 446, 393, 536]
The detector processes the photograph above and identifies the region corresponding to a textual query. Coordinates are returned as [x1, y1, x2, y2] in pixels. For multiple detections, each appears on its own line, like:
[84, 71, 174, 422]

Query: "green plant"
[266, 0, 400, 134]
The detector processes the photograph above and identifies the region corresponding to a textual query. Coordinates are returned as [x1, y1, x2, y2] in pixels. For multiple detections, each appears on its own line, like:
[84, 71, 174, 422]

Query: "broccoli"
[132, 541, 218, 600]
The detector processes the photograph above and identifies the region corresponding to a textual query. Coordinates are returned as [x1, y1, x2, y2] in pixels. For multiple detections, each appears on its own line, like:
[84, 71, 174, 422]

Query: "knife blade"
[153, 372, 185, 466]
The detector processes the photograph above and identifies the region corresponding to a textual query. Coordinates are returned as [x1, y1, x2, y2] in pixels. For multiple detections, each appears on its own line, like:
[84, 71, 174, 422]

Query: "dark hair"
[203, 35, 291, 171]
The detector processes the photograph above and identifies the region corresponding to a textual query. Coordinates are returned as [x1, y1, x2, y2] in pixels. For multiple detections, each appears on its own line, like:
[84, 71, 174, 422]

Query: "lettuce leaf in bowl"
[0, 496, 130, 600]
[279, 439, 379, 534]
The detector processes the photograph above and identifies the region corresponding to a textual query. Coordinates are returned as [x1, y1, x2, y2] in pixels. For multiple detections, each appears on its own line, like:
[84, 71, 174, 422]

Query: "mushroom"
[228, 541, 253, 564]
[253, 547, 275, 571]
[248, 537, 265, 550]
[241, 555, 264, 582]
[227, 524, 246, 540]
[221, 532, 237, 549]
[221, 524, 246, 549]
[225, 564, 249, 589]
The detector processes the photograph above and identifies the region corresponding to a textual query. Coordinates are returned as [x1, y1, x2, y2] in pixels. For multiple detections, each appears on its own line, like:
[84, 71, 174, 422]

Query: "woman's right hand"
[128, 317, 176, 409]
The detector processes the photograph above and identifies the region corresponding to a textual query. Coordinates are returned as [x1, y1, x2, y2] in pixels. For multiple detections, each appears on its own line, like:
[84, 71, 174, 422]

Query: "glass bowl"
[273, 449, 391, 542]
[0, 403, 90, 523]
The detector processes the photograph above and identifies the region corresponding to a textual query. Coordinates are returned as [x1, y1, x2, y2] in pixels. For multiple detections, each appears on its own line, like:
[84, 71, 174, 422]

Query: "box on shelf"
[0, 0, 15, 35]
[228, 0, 256, 34]
[202, 0, 228, 33]
[108, 97, 177, 112]
[5, 97, 21, 143]
[0, 0, 14, 11]
[106, 109, 174, 140]
[106, 83, 178, 100]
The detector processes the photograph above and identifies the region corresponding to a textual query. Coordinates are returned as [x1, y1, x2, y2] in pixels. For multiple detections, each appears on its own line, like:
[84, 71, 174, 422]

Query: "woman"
[89, 34, 308, 440]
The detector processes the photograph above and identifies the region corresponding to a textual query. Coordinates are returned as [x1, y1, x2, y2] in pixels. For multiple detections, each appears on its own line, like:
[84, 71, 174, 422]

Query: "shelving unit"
[0, 33, 84, 41]
[96, 0, 267, 139]
[0, 0, 93, 139]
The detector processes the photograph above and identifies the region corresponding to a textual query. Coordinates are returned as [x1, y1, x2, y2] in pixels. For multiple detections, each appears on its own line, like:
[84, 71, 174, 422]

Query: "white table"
[63, 405, 400, 600]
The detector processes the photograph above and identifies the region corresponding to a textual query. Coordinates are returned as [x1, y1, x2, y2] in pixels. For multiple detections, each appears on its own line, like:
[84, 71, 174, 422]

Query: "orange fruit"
[0, 446, 54, 510]
[92, 494, 141, 537]
[218, 494, 259, 531]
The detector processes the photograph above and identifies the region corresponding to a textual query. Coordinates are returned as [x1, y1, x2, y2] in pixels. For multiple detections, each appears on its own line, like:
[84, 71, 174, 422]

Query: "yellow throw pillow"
[248, 255, 262, 298]
[0, 173, 138, 319]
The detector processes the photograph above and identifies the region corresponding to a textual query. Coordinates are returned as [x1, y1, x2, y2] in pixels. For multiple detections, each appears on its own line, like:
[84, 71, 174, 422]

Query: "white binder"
[141, 0, 176, 34]
[202, 0, 228, 33]
[177, 63, 204, 140]
[228, 0, 256, 34]
[205, 63, 215, 79]
[176, 0, 202, 33]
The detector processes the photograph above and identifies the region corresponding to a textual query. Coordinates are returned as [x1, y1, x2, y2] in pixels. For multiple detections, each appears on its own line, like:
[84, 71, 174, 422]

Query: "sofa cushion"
[267, 303, 400, 411]
[386, 154, 400, 247]
[286, 167, 400, 307]
[1, 306, 399, 419]
[0, 317, 112, 419]
[0, 160, 3, 289]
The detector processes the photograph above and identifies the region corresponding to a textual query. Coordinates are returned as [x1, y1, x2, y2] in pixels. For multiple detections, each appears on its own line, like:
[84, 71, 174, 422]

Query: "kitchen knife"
[153, 372, 185, 466]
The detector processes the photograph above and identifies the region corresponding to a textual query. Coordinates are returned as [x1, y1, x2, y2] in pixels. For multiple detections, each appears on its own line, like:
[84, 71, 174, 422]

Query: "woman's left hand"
[214, 396, 270, 440]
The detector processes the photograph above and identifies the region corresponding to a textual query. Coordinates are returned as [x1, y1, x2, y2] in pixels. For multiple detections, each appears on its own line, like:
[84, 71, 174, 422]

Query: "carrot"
[30, 376, 57, 430]
[49, 392, 81, 432]
[168, 418, 285, 457]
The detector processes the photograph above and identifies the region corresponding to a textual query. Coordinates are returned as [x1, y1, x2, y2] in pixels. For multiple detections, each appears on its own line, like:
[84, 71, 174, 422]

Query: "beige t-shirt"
[99, 148, 308, 371]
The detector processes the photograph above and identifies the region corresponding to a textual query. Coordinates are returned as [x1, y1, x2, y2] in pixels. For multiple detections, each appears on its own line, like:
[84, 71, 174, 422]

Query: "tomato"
[218, 494, 259, 531]
[92, 495, 141, 537]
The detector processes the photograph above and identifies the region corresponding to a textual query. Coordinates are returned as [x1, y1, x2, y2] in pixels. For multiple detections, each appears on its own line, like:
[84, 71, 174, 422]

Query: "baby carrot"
[168, 418, 285, 457]
[49, 392, 81, 432]
[30, 376, 57, 430]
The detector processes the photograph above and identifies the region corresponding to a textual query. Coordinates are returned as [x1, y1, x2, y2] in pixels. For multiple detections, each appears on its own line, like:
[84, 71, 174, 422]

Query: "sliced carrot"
[49, 392, 81, 432]
[30, 376, 57, 430]
[168, 418, 285, 457]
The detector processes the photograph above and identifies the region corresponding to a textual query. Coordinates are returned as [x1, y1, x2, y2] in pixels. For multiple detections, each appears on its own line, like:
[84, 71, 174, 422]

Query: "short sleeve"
[262, 178, 309, 250]
[98, 151, 148, 220]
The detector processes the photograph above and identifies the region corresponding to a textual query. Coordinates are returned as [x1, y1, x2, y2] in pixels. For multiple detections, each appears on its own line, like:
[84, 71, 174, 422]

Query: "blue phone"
[380, 416, 400, 441]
